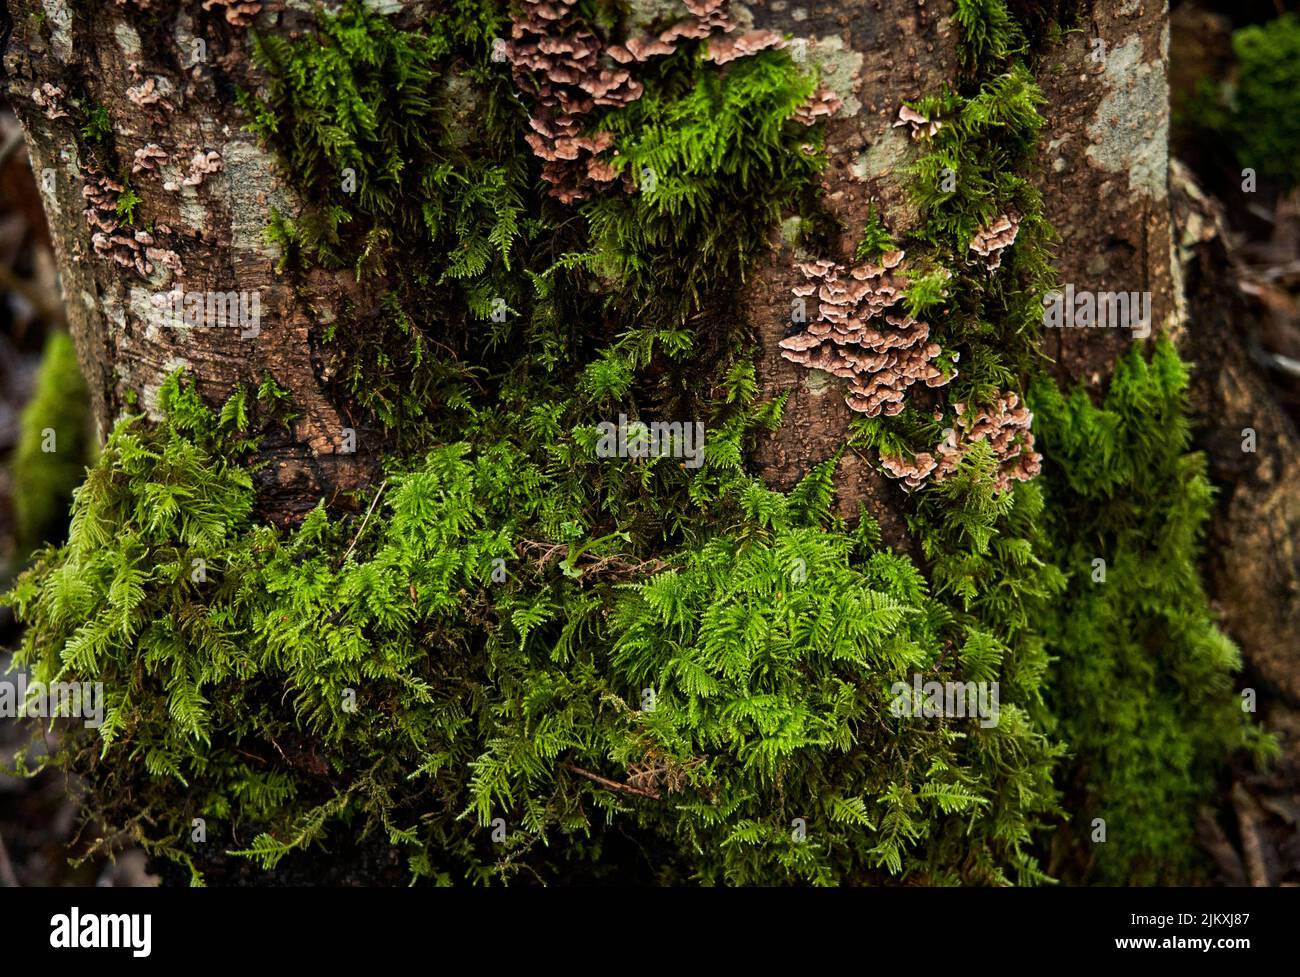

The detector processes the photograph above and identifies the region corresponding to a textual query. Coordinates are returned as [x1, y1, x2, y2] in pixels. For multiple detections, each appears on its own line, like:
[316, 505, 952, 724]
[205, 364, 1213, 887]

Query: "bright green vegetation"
[1, 0, 1260, 886]
[1181, 14, 1300, 188]
[11, 332, 93, 559]
[1032, 339, 1271, 884]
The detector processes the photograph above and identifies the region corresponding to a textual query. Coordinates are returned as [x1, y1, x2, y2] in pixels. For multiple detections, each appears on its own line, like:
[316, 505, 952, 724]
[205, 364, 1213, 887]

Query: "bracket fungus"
[200, 0, 263, 28]
[705, 30, 786, 66]
[879, 394, 1041, 494]
[968, 213, 1020, 272]
[131, 144, 170, 176]
[934, 393, 1042, 491]
[32, 84, 69, 121]
[793, 87, 843, 126]
[894, 104, 942, 139]
[84, 165, 153, 279]
[507, 0, 792, 204]
[181, 150, 224, 188]
[779, 252, 956, 417]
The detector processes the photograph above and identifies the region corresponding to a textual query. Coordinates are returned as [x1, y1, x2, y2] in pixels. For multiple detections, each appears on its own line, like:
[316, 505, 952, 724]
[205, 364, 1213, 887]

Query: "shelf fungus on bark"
[181, 150, 224, 188]
[84, 165, 150, 278]
[882, 392, 1042, 494]
[508, 0, 801, 204]
[705, 30, 786, 66]
[893, 104, 942, 139]
[778, 251, 956, 418]
[934, 393, 1041, 491]
[880, 451, 939, 491]
[506, 0, 641, 204]
[968, 212, 1020, 272]
[125, 77, 174, 120]
[793, 87, 843, 126]
[83, 164, 182, 280]
[31, 84, 69, 121]
[199, 0, 263, 27]
[131, 144, 169, 176]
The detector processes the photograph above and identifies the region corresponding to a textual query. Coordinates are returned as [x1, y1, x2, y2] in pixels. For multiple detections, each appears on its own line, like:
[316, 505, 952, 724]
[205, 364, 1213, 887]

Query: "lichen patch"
[1085, 36, 1169, 201]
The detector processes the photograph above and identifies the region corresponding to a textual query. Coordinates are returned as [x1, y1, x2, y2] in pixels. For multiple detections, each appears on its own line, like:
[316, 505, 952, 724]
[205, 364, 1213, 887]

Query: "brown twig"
[1232, 782, 1273, 887]
[563, 763, 660, 800]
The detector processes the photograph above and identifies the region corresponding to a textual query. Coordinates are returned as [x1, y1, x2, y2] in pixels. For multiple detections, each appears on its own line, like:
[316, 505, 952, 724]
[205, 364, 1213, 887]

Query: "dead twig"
[340, 478, 388, 565]
[563, 763, 660, 800]
[1232, 782, 1273, 887]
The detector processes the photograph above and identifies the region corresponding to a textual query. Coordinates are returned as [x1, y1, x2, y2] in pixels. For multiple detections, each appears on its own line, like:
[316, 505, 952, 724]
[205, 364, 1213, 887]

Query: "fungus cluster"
[968, 213, 1020, 272]
[880, 392, 1042, 493]
[779, 252, 955, 417]
[507, 0, 830, 204]
[894, 104, 942, 139]
[181, 150, 224, 188]
[505, 0, 644, 204]
[126, 77, 174, 118]
[83, 165, 154, 278]
[936, 393, 1041, 490]
[794, 87, 843, 126]
[132, 144, 169, 176]
[31, 84, 69, 121]
[704, 28, 785, 65]
[200, 0, 262, 27]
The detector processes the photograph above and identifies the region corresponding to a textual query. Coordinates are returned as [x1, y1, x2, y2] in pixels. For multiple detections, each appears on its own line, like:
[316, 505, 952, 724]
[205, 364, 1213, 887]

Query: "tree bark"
[5, 0, 1299, 885]
[1, 0, 381, 526]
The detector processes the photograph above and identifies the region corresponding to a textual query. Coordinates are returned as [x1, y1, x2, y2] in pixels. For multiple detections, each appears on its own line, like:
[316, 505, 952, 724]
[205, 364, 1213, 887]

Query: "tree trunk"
[1, 0, 378, 526]
[1, 0, 1291, 886]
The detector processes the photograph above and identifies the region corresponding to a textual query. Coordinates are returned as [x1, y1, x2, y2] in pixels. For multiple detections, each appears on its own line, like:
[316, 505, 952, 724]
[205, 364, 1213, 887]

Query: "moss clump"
[12, 332, 93, 557]
[4, 377, 1064, 885]
[1181, 15, 1300, 188]
[1032, 339, 1271, 884]
[577, 45, 823, 319]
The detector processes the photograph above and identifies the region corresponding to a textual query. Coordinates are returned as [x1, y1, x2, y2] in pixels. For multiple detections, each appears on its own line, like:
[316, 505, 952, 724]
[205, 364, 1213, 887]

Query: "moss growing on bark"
[0, 0, 1261, 888]
[1032, 340, 1270, 884]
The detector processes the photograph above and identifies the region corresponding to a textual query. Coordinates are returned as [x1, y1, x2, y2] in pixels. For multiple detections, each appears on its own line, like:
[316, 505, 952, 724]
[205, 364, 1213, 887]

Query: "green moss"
[1184, 15, 1300, 187]
[12, 332, 94, 558]
[4, 377, 1063, 885]
[1, 0, 1260, 888]
[1031, 339, 1270, 884]
[78, 104, 113, 145]
[576, 45, 823, 319]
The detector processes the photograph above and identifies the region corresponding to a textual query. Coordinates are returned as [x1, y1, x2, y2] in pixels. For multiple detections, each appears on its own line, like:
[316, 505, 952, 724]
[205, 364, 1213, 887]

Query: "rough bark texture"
[1171, 160, 1300, 705]
[1033, 0, 1176, 388]
[741, 0, 957, 546]
[1, 0, 380, 526]
[739, 0, 1176, 534]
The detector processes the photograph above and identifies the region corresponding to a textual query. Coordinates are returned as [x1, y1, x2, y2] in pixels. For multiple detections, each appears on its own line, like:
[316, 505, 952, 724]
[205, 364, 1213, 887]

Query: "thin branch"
[341, 478, 388, 565]
[563, 763, 660, 800]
